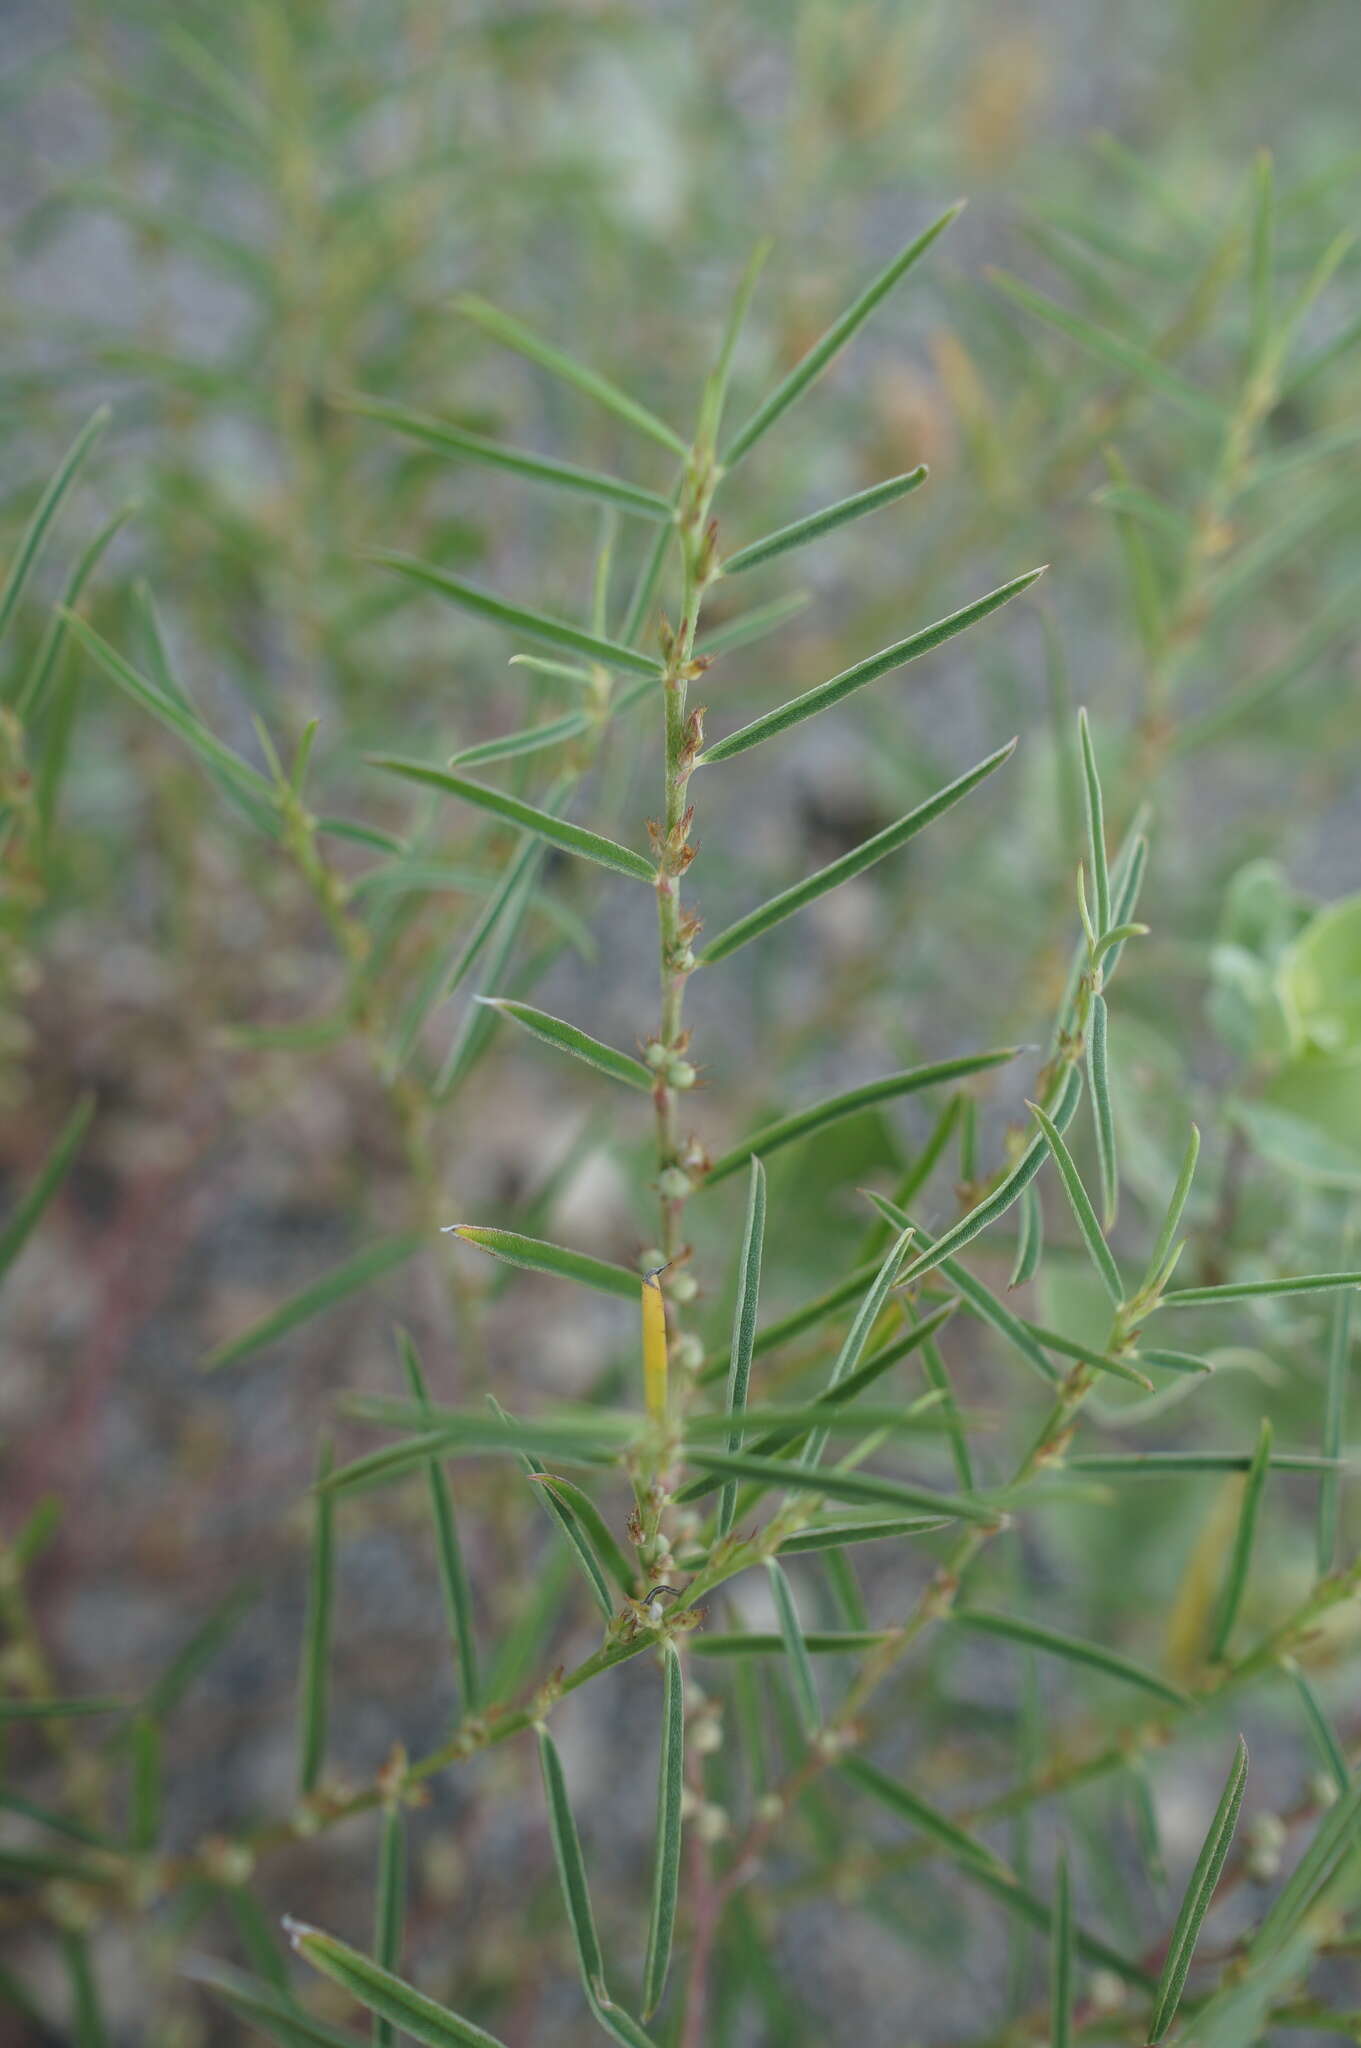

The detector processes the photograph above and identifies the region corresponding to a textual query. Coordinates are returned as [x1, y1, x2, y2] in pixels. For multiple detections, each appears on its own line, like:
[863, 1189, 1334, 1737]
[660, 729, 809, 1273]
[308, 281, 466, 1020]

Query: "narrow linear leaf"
[1139, 1125, 1200, 1299]
[11, 500, 136, 720]
[184, 1958, 364, 2048]
[704, 1049, 1020, 1186]
[1088, 994, 1118, 1229]
[875, 1197, 1060, 1387]
[538, 1730, 657, 2047]
[803, 1226, 916, 1466]
[0, 1696, 124, 1722]
[370, 757, 654, 882]
[400, 1335, 480, 1710]
[1070, 1450, 1335, 1475]
[1052, 1851, 1073, 2048]
[840, 1755, 1008, 1876]
[444, 1225, 638, 1301]
[766, 1559, 820, 1736]
[1318, 1263, 1354, 1574]
[1281, 1657, 1349, 1796]
[0, 1092, 93, 1281]
[448, 710, 594, 770]
[918, 1314, 974, 1491]
[722, 466, 928, 576]
[718, 1158, 767, 1537]
[778, 1517, 948, 1554]
[1210, 1418, 1272, 1661]
[697, 589, 810, 658]
[287, 1922, 508, 2048]
[1077, 709, 1111, 934]
[1029, 1099, 1123, 1306]
[1146, 1735, 1248, 2042]
[434, 849, 542, 1101]
[476, 999, 652, 1090]
[1250, 1773, 1361, 1960]
[1009, 1182, 1043, 1291]
[0, 406, 111, 646]
[641, 1641, 684, 2018]
[701, 741, 1017, 963]
[454, 294, 686, 455]
[343, 397, 672, 519]
[372, 1806, 406, 2048]
[952, 1610, 1189, 1707]
[698, 1260, 881, 1385]
[1160, 1271, 1361, 1308]
[297, 1439, 335, 1797]
[989, 269, 1224, 425]
[203, 1236, 422, 1372]
[692, 1630, 891, 1657]
[529, 1474, 636, 1599]
[364, 553, 663, 678]
[723, 203, 963, 466]
[1135, 1348, 1214, 1378]
[682, 1447, 997, 1525]
[699, 570, 1044, 765]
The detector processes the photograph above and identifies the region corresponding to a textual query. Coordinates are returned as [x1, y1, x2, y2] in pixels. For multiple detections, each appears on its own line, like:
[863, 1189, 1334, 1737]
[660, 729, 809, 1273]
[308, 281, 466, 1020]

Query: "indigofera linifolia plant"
[7, 189, 1361, 2048]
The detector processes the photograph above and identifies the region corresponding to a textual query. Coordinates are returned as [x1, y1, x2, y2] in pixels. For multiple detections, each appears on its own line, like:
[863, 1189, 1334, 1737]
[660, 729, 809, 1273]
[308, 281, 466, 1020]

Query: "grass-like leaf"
[699, 570, 1044, 765]
[448, 710, 594, 770]
[681, 1447, 997, 1525]
[370, 758, 655, 882]
[1070, 1450, 1334, 1475]
[840, 1755, 1008, 1875]
[1052, 1851, 1073, 2048]
[697, 1259, 881, 1384]
[989, 269, 1224, 425]
[364, 553, 663, 678]
[475, 999, 652, 1090]
[874, 1198, 1061, 1388]
[287, 1921, 508, 2048]
[528, 1473, 636, 1599]
[444, 1225, 638, 1300]
[372, 1806, 406, 2048]
[1087, 994, 1118, 1229]
[202, 1235, 422, 1372]
[1146, 1735, 1248, 2042]
[700, 740, 1017, 963]
[704, 1049, 1019, 1186]
[692, 1630, 891, 1656]
[1138, 1125, 1200, 1300]
[697, 589, 811, 657]
[400, 1335, 480, 1711]
[454, 293, 686, 455]
[11, 500, 136, 721]
[184, 1957, 365, 2048]
[766, 1558, 820, 1735]
[952, 1609, 1189, 1707]
[641, 1640, 684, 2018]
[0, 1696, 124, 1721]
[343, 396, 672, 519]
[718, 1158, 767, 1537]
[802, 1226, 915, 1465]
[1210, 1418, 1272, 1661]
[0, 1092, 93, 1282]
[722, 466, 928, 575]
[1029, 1099, 1123, 1306]
[777, 1515, 949, 1553]
[297, 1440, 335, 1797]
[0, 405, 110, 646]
[1009, 1182, 1043, 1291]
[1318, 1260, 1354, 1574]
[1077, 708, 1111, 934]
[1160, 1271, 1361, 1308]
[723, 203, 963, 466]
[1281, 1656, 1349, 1796]
[538, 1730, 657, 2047]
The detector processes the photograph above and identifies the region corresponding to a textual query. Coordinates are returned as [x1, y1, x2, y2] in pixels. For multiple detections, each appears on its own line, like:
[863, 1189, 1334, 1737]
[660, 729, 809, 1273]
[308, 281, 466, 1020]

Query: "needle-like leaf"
[765, 1559, 821, 1736]
[370, 759, 655, 882]
[681, 1447, 997, 1525]
[444, 1225, 639, 1300]
[447, 709, 594, 770]
[399, 1335, 480, 1711]
[701, 741, 1017, 963]
[641, 1641, 684, 2018]
[364, 553, 664, 677]
[1052, 1851, 1073, 2048]
[1029, 1099, 1124, 1306]
[185, 1956, 365, 2048]
[538, 1731, 657, 2047]
[1318, 1254, 1354, 1574]
[474, 999, 653, 1090]
[1138, 1125, 1200, 1300]
[286, 1921, 509, 2048]
[298, 1440, 335, 1797]
[343, 397, 673, 519]
[202, 1236, 422, 1372]
[1077, 708, 1111, 935]
[1210, 1418, 1272, 1660]
[1146, 1736, 1248, 2042]
[0, 406, 110, 646]
[989, 269, 1224, 425]
[1160, 1271, 1361, 1308]
[699, 570, 1044, 765]
[840, 1755, 1009, 1876]
[372, 1805, 406, 2048]
[723, 204, 963, 466]
[1087, 994, 1119, 1228]
[704, 1049, 1019, 1185]
[718, 1158, 767, 1536]
[722, 466, 928, 576]
[1009, 1182, 1044, 1291]
[454, 293, 687, 455]
[952, 1610, 1189, 1707]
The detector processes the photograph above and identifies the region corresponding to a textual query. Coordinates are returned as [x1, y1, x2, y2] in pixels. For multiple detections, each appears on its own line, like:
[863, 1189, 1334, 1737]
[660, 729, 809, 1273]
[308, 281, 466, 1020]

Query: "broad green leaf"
[704, 1049, 1019, 1186]
[454, 293, 686, 455]
[445, 1225, 638, 1300]
[700, 741, 1017, 964]
[364, 553, 663, 678]
[952, 1609, 1188, 1707]
[448, 710, 594, 770]
[1087, 995, 1118, 1228]
[202, 1235, 422, 1372]
[476, 999, 652, 1090]
[723, 203, 963, 466]
[989, 269, 1224, 424]
[641, 1640, 684, 2018]
[185, 1957, 364, 2048]
[344, 396, 672, 518]
[840, 1755, 1008, 1876]
[1077, 709, 1111, 935]
[1160, 1270, 1361, 1308]
[400, 1335, 480, 1710]
[287, 1921, 508, 2048]
[1210, 1418, 1272, 1660]
[681, 1447, 997, 1524]
[718, 1158, 767, 1537]
[1029, 1099, 1124, 1306]
[722, 466, 928, 576]
[1146, 1736, 1248, 2042]
[370, 758, 655, 882]
[893, 1065, 1085, 1290]
[765, 1559, 821, 1736]
[373, 1805, 406, 2048]
[1052, 1851, 1073, 2048]
[0, 406, 110, 646]
[699, 570, 1044, 765]
[298, 1440, 335, 1796]
[538, 1730, 657, 2047]
[0, 1093, 93, 1282]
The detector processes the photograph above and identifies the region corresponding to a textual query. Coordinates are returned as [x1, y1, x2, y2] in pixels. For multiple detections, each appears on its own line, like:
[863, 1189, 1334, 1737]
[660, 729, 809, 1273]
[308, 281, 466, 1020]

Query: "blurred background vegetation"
[3, 1, 1361, 2042]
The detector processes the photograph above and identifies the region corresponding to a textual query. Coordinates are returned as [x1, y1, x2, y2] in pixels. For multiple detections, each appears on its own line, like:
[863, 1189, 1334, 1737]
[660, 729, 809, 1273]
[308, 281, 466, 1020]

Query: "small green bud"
[645, 1040, 669, 1070]
[674, 1334, 704, 1373]
[668, 1271, 698, 1303]
[658, 1165, 692, 1201]
[667, 1058, 697, 1089]
[639, 1247, 667, 1273]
